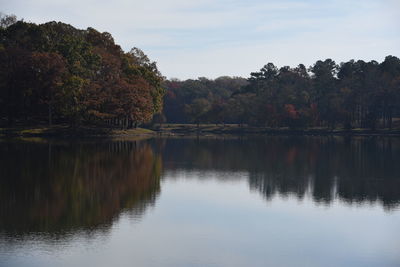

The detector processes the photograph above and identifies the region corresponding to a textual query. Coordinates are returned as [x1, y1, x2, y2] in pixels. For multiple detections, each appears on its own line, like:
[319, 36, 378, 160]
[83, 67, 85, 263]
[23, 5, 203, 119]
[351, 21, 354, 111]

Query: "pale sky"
[2, 0, 400, 79]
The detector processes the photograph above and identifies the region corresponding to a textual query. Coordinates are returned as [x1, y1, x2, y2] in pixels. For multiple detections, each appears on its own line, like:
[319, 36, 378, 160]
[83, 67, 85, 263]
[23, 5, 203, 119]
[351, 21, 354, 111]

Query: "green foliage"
[162, 57, 400, 130]
[184, 98, 212, 125]
[163, 76, 248, 124]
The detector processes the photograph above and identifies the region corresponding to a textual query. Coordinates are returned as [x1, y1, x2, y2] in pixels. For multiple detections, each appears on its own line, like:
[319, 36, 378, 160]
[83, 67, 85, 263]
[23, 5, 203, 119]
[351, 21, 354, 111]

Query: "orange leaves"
[284, 104, 298, 119]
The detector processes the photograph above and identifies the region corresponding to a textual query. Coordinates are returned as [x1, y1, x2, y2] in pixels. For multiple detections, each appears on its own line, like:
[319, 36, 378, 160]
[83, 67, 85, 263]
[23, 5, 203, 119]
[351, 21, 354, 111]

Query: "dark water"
[0, 136, 399, 267]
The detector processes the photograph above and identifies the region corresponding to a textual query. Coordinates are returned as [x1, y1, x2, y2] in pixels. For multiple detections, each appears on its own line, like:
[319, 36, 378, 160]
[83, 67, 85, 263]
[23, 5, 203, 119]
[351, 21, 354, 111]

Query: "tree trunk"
[48, 102, 52, 126]
[125, 116, 129, 129]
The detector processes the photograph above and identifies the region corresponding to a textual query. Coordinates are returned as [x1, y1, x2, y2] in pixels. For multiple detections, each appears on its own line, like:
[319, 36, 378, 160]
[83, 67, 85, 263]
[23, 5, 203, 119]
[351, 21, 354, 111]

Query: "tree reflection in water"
[0, 136, 399, 239]
[161, 136, 400, 210]
[0, 140, 162, 236]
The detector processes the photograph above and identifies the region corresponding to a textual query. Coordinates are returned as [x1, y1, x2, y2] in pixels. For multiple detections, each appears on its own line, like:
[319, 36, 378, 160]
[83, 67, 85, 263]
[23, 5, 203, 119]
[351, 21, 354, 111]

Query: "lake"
[0, 136, 399, 267]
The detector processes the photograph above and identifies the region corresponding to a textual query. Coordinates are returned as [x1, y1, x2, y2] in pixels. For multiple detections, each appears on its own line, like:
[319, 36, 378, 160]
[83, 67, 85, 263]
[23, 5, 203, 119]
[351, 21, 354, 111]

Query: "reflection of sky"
[2, 172, 399, 267]
[2, 0, 400, 79]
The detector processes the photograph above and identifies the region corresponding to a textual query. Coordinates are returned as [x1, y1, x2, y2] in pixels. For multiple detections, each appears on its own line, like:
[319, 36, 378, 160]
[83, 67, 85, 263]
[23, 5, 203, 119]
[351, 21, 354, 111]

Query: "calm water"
[0, 136, 399, 267]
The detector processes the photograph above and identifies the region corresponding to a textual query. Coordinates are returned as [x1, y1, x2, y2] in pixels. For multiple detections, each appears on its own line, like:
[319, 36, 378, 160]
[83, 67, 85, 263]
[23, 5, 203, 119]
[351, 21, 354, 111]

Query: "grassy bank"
[0, 125, 155, 138]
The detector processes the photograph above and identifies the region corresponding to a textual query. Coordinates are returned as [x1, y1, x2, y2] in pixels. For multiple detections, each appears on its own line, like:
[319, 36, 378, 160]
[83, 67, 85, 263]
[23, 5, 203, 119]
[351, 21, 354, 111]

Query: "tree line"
[1, 14, 399, 130]
[163, 57, 400, 130]
[162, 76, 248, 124]
[0, 14, 164, 128]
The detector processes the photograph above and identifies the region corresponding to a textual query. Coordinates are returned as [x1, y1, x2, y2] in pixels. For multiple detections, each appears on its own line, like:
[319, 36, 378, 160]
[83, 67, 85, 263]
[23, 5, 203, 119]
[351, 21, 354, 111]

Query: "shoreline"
[152, 124, 400, 137]
[1, 124, 400, 138]
[0, 125, 155, 139]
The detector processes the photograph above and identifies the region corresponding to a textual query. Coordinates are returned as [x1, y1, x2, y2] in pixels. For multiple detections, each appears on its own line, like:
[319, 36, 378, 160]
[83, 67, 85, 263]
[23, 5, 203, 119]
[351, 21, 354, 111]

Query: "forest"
[164, 57, 400, 130]
[1, 14, 400, 130]
[0, 14, 164, 128]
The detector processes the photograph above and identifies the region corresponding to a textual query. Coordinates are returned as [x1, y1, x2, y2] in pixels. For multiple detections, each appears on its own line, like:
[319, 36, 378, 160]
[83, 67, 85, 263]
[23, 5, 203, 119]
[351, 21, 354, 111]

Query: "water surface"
[0, 137, 399, 267]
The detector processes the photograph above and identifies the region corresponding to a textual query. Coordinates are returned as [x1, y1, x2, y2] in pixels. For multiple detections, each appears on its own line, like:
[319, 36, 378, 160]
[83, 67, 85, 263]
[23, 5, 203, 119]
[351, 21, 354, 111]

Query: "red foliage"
[284, 104, 298, 119]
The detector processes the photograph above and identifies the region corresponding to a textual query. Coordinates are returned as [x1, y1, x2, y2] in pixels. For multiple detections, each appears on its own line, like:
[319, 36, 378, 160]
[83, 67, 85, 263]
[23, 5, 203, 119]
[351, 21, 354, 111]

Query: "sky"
[1, 0, 400, 79]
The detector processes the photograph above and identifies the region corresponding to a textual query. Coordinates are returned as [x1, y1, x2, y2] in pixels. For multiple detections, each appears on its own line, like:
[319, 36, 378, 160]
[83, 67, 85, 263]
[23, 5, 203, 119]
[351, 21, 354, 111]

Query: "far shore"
[154, 124, 400, 137]
[1, 124, 400, 138]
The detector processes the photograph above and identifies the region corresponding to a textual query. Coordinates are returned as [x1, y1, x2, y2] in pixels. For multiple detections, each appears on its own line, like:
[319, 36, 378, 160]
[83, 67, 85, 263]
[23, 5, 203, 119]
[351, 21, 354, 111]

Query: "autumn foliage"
[0, 16, 164, 127]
